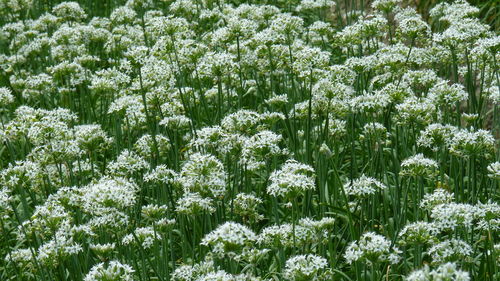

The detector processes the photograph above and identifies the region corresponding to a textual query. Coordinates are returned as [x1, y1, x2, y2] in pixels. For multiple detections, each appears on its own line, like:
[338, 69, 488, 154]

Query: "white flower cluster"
[0, 87, 14, 106]
[449, 128, 495, 158]
[398, 221, 439, 246]
[178, 153, 227, 198]
[258, 217, 335, 247]
[344, 232, 401, 265]
[420, 189, 454, 211]
[344, 174, 386, 198]
[426, 239, 473, 264]
[84, 260, 135, 281]
[406, 262, 470, 281]
[430, 203, 476, 231]
[283, 254, 331, 281]
[176, 191, 216, 215]
[233, 193, 264, 222]
[400, 154, 438, 178]
[267, 159, 316, 199]
[201, 222, 257, 259]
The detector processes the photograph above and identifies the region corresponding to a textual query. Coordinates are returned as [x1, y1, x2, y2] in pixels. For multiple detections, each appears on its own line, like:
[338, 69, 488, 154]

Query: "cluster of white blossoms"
[397, 221, 439, 246]
[283, 254, 331, 281]
[405, 262, 470, 281]
[257, 217, 335, 248]
[0, 0, 498, 279]
[430, 203, 476, 231]
[420, 188, 453, 207]
[487, 161, 500, 180]
[0, 87, 14, 106]
[267, 159, 315, 199]
[343, 174, 386, 198]
[426, 239, 473, 264]
[176, 191, 216, 215]
[344, 232, 401, 265]
[84, 260, 135, 281]
[400, 153, 439, 178]
[201, 222, 257, 259]
[232, 193, 264, 222]
[177, 153, 227, 198]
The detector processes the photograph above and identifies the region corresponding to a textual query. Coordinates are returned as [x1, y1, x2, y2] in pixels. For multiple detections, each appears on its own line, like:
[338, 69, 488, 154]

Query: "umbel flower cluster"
[0, 0, 498, 280]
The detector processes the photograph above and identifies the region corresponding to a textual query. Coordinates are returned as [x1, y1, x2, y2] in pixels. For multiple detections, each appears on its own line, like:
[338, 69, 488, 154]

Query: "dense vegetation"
[0, 0, 498, 280]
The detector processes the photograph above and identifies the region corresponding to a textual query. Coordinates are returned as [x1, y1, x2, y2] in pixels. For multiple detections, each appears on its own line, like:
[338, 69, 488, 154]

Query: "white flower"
[134, 134, 171, 159]
[394, 7, 430, 39]
[233, 193, 263, 222]
[449, 128, 495, 158]
[267, 159, 315, 199]
[269, 13, 304, 36]
[188, 126, 240, 156]
[80, 177, 138, 216]
[283, 254, 330, 281]
[420, 189, 454, 211]
[258, 217, 335, 247]
[122, 226, 161, 249]
[141, 161, 175, 182]
[195, 270, 234, 281]
[0, 87, 14, 106]
[176, 192, 215, 215]
[433, 18, 490, 46]
[201, 222, 256, 259]
[427, 239, 473, 264]
[430, 203, 476, 231]
[427, 82, 468, 106]
[19, 73, 55, 100]
[240, 130, 286, 171]
[74, 124, 113, 153]
[430, 0, 479, 22]
[160, 114, 192, 129]
[258, 223, 296, 247]
[52, 1, 86, 22]
[107, 95, 146, 129]
[362, 122, 388, 138]
[349, 91, 391, 113]
[84, 260, 134, 281]
[6, 248, 34, 266]
[401, 70, 440, 93]
[265, 94, 289, 107]
[141, 204, 169, 221]
[417, 123, 458, 151]
[36, 221, 83, 267]
[171, 258, 216, 281]
[484, 85, 499, 104]
[344, 175, 386, 198]
[296, 0, 335, 12]
[398, 221, 439, 246]
[395, 96, 436, 125]
[194, 270, 261, 281]
[197, 51, 237, 78]
[335, 15, 387, 46]
[430, 262, 470, 280]
[371, 0, 401, 13]
[0, 188, 12, 217]
[221, 110, 263, 135]
[90, 243, 116, 256]
[400, 154, 438, 178]
[406, 262, 470, 281]
[344, 232, 401, 264]
[178, 153, 226, 198]
[474, 201, 500, 231]
[319, 119, 347, 138]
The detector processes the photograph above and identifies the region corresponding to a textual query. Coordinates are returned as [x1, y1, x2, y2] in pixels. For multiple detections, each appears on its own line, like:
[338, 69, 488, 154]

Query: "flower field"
[0, 0, 498, 280]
